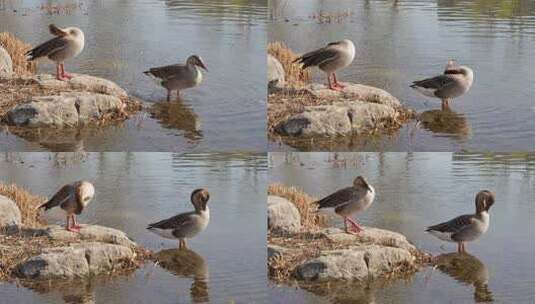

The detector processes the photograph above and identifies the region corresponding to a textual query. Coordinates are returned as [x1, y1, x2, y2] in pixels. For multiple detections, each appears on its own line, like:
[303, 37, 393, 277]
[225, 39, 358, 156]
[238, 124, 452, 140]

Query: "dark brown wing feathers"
[38, 184, 72, 211]
[315, 187, 356, 209]
[147, 212, 194, 229]
[426, 214, 473, 233]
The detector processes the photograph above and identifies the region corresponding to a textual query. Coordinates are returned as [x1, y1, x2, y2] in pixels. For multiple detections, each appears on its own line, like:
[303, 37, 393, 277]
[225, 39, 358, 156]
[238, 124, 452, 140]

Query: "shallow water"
[0, 152, 268, 303]
[0, 0, 267, 152]
[269, 0, 535, 151]
[269, 152, 535, 303]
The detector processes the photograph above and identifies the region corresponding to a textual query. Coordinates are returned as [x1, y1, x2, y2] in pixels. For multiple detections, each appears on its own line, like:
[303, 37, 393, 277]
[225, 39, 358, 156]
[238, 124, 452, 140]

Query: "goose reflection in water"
[156, 248, 209, 303]
[433, 253, 493, 303]
[150, 100, 202, 142]
[416, 109, 471, 139]
[23, 278, 96, 304]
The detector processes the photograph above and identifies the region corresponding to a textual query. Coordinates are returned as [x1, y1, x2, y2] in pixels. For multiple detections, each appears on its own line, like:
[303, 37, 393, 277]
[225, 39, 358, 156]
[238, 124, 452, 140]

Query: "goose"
[26, 24, 85, 81]
[411, 61, 474, 110]
[294, 39, 355, 91]
[426, 190, 495, 253]
[314, 176, 375, 234]
[37, 181, 95, 232]
[143, 55, 208, 101]
[147, 189, 210, 249]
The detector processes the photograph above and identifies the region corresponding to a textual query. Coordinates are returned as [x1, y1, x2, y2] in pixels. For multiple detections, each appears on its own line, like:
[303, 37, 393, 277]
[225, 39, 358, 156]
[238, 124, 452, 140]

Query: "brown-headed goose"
[411, 60, 474, 110]
[26, 24, 85, 81]
[37, 181, 95, 232]
[426, 190, 495, 254]
[294, 39, 355, 91]
[147, 189, 210, 249]
[144, 55, 208, 101]
[314, 176, 375, 234]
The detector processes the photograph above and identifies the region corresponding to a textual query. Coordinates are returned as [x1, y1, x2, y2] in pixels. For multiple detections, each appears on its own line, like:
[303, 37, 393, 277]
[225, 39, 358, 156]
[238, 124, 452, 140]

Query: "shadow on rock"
[149, 100, 202, 141]
[417, 109, 471, 139]
[156, 248, 209, 303]
[433, 253, 493, 303]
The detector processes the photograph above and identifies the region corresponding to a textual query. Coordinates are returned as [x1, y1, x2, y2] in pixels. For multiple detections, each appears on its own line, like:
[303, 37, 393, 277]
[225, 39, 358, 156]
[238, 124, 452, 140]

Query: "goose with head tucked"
[147, 189, 210, 249]
[37, 181, 95, 232]
[411, 60, 474, 110]
[294, 39, 355, 91]
[314, 176, 375, 234]
[144, 55, 208, 101]
[426, 190, 495, 254]
[26, 24, 85, 81]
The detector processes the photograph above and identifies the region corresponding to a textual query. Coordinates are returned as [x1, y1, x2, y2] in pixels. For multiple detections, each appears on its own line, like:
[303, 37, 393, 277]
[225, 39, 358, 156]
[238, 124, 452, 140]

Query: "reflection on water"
[270, 0, 535, 151]
[417, 109, 470, 140]
[150, 100, 202, 142]
[269, 152, 535, 303]
[156, 248, 209, 303]
[0, 0, 267, 152]
[433, 253, 493, 303]
[0, 152, 268, 304]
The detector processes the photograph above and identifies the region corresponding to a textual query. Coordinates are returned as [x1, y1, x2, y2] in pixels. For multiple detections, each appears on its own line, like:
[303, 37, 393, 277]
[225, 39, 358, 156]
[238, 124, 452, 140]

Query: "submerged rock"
[17, 242, 135, 280]
[268, 195, 301, 234]
[0, 195, 21, 228]
[0, 46, 13, 78]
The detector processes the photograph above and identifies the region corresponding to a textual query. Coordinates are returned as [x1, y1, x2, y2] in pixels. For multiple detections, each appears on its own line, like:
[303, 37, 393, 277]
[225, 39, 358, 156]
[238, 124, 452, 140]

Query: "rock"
[0, 195, 21, 228]
[5, 92, 124, 128]
[268, 244, 295, 259]
[304, 83, 402, 109]
[277, 101, 398, 137]
[318, 227, 417, 253]
[33, 74, 128, 99]
[267, 54, 285, 88]
[0, 46, 13, 78]
[44, 224, 136, 248]
[17, 242, 135, 280]
[268, 195, 301, 234]
[295, 245, 414, 281]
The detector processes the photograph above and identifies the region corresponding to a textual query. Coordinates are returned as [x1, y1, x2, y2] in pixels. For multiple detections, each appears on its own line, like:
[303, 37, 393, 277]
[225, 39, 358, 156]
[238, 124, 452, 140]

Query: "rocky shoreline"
[267, 193, 430, 283]
[0, 194, 152, 283]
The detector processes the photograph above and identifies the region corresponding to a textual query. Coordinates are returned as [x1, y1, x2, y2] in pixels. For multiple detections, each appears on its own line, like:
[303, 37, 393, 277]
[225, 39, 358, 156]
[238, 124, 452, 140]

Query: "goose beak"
[199, 62, 208, 72]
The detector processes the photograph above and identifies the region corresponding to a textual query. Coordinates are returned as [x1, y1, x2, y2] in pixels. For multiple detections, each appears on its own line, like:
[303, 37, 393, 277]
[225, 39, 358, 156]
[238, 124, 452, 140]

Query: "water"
[0, 0, 267, 152]
[269, 0, 535, 151]
[269, 152, 535, 303]
[0, 152, 268, 304]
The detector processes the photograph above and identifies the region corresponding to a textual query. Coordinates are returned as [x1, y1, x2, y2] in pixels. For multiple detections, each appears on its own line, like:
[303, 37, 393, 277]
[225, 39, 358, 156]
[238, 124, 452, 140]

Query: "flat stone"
[44, 224, 136, 248]
[33, 74, 127, 99]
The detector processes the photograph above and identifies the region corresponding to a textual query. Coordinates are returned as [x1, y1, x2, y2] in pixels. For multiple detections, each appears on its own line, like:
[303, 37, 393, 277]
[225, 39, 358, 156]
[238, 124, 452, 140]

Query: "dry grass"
[268, 41, 311, 85]
[0, 32, 37, 76]
[0, 183, 46, 228]
[268, 183, 327, 231]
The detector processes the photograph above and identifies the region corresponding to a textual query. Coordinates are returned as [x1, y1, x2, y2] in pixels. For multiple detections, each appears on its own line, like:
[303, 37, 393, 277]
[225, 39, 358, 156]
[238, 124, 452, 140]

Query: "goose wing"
[294, 45, 340, 69]
[315, 186, 365, 209]
[147, 211, 195, 230]
[143, 64, 189, 80]
[26, 36, 69, 61]
[39, 184, 74, 211]
[426, 214, 474, 234]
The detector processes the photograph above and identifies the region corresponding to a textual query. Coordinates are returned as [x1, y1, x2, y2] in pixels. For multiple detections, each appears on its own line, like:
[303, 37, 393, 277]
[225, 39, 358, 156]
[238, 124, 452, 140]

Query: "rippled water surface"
[269, 0, 535, 151]
[0, 152, 268, 303]
[269, 152, 535, 303]
[0, 0, 267, 151]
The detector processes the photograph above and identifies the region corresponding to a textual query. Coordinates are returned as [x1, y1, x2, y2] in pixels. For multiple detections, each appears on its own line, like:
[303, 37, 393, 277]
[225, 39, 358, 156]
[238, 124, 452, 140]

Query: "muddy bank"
[267, 186, 429, 285]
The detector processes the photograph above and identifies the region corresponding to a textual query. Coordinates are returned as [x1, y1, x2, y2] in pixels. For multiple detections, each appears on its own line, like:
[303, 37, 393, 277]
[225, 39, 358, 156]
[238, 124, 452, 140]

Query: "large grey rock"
[0, 195, 21, 228]
[267, 54, 285, 88]
[6, 92, 124, 128]
[17, 242, 135, 280]
[277, 101, 398, 137]
[295, 245, 414, 281]
[267, 195, 301, 234]
[44, 224, 136, 248]
[33, 74, 128, 99]
[318, 227, 417, 252]
[0, 46, 13, 78]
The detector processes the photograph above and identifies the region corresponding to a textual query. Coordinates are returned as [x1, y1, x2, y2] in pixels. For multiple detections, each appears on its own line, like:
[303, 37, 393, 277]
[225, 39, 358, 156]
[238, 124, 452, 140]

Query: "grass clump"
[0, 32, 37, 76]
[267, 41, 311, 85]
[0, 183, 46, 228]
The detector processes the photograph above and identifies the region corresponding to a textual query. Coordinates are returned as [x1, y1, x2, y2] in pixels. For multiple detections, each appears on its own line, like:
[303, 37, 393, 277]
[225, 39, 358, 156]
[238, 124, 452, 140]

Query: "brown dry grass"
[268, 183, 327, 231]
[268, 41, 311, 85]
[0, 183, 46, 228]
[0, 32, 37, 76]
